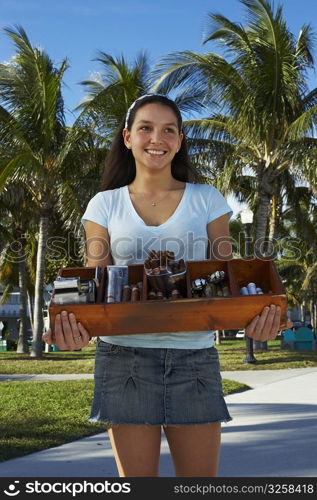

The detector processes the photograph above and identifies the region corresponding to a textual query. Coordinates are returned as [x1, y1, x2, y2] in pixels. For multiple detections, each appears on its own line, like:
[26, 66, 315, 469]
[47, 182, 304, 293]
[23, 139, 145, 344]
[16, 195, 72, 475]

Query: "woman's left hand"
[245, 305, 293, 341]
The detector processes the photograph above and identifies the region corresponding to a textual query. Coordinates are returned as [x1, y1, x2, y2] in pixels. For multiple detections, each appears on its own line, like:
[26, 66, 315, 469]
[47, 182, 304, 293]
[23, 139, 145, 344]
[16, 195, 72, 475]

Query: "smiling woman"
[43, 93, 286, 478]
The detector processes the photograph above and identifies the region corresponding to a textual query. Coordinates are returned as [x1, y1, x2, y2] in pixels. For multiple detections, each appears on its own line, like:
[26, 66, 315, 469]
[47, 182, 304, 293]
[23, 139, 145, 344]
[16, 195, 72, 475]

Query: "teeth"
[146, 150, 165, 155]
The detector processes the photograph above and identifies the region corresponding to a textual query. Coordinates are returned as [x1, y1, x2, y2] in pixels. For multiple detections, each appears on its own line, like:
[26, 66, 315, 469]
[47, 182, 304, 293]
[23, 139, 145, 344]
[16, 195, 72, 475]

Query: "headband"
[124, 94, 178, 129]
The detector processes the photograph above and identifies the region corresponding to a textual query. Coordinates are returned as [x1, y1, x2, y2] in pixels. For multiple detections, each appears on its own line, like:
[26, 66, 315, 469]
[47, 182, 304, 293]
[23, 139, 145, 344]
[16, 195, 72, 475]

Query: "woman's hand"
[245, 305, 293, 341]
[42, 311, 91, 351]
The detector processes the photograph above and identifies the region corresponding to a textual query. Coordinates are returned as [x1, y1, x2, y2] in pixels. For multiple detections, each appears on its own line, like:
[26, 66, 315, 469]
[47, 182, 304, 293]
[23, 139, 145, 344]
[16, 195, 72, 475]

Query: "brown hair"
[100, 94, 196, 190]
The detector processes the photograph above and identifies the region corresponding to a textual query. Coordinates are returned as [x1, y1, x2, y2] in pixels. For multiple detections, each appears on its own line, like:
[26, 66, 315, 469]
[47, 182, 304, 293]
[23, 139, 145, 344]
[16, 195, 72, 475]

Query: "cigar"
[171, 288, 180, 300]
[221, 280, 230, 297]
[122, 284, 132, 302]
[131, 285, 140, 302]
[203, 283, 213, 297]
[151, 258, 165, 291]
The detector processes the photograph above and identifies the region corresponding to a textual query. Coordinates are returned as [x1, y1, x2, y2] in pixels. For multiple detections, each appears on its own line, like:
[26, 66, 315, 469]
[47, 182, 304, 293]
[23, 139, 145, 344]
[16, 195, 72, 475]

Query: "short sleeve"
[81, 192, 108, 229]
[207, 186, 233, 223]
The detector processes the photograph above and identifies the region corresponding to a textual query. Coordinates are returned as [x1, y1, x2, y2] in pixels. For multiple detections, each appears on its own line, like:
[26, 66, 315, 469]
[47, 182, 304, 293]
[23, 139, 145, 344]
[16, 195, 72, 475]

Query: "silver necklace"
[130, 189, 172, 207]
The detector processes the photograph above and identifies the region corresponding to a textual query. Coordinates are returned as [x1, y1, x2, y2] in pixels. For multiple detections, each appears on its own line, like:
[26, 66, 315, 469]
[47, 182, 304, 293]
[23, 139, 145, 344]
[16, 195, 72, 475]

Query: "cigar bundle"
[191, 270, 230, 298]
[122, 282, 143, 302]
[144, 250, 187, 299]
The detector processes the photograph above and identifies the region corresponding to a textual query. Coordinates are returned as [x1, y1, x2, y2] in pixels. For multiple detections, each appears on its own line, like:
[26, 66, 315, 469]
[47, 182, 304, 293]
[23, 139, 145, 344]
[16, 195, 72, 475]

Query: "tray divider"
[185, 267, 192, 298]
[268, 260, 285, 294]
[96, 266, 107, 303]
[142, 267, 148, 300]
[227, 259, 242, 296]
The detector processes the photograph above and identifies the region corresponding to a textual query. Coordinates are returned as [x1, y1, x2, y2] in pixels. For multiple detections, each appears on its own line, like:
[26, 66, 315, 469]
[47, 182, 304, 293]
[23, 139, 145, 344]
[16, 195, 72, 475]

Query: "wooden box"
[48, 258, 287, 336]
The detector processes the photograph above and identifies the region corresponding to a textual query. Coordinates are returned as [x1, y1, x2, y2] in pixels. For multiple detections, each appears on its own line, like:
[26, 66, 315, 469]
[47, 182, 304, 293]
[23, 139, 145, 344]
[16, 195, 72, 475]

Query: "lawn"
[217, 339, 317, 370]
[0, 338, 316, 373]
[0, 378, 248, 462]
[1, 337, 316, 462]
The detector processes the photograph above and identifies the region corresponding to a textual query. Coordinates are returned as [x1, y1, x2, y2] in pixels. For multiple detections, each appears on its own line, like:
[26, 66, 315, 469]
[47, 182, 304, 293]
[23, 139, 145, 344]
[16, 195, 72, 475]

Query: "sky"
[1, 0, 317, 215]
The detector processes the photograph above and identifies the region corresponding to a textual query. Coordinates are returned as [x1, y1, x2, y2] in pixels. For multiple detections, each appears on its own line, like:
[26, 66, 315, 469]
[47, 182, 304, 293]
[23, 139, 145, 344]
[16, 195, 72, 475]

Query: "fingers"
[54, 313, 68, 350]
[78, 321, 91, 343]
[56, 311, 90, 350]
[42, 311, 91, 351]
[61, 311, 78, 350]
[42, 328, 53, 345]
[245, 314, 260, 338]
[254, 306, 271, 339]
[68, 313, 89, 350]
[246, 305, 281, 341]
[268, 306, 281, 339]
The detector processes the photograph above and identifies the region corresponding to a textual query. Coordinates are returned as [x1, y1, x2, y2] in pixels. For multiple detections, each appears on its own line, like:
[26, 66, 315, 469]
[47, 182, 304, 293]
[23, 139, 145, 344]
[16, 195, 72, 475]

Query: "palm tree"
[0, 26, 97, 357]
[276, 185, 317, 329]
[77, 50, 207, 143]
[151, 0, 317, 256]
[76, 51, 151, 143]
[0, 183, 36, 353]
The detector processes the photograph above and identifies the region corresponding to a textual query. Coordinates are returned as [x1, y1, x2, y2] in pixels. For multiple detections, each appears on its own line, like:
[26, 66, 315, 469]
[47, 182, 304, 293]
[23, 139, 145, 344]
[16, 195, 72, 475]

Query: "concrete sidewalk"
[0, 368, 317, 477]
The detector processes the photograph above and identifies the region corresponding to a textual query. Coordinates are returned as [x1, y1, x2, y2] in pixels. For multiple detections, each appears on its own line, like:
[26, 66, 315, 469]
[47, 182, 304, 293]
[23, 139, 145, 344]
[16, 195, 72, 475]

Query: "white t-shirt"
[81, 182, 232, 348]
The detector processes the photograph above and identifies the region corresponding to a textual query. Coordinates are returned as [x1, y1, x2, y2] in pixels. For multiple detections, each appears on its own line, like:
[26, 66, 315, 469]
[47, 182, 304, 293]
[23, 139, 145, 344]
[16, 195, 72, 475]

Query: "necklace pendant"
[151, 202, 156, 206]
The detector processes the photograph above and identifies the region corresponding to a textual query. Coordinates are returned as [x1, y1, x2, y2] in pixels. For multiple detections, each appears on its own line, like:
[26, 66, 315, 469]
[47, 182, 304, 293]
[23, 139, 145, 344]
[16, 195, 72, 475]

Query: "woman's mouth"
[145, 149, 166, 156]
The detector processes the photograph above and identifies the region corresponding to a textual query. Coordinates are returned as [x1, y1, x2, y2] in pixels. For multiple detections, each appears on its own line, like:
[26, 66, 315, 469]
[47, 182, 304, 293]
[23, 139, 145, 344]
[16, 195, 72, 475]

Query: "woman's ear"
[177, 132, 184, 152]
[122, 128, 131, 149]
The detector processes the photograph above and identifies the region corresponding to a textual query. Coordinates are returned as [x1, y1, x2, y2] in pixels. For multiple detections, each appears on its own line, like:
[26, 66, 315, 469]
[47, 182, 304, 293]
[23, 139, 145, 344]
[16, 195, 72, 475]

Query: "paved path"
[0, 368, 317, 477]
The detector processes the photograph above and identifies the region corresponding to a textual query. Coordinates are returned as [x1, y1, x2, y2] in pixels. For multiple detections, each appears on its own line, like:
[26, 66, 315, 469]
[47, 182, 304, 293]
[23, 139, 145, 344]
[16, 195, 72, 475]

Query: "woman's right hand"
[42, 311, 91, 351]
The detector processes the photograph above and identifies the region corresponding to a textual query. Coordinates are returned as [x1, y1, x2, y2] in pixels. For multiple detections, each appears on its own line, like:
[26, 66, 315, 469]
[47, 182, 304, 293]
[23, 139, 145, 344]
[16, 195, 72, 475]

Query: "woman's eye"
[140, 126, 151, 131]
[165, 128, 175, 133]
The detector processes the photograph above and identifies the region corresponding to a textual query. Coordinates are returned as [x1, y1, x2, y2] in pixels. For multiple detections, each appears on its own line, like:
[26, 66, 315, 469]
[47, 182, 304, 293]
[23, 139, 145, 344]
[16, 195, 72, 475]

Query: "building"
[0, 286, 51, 339]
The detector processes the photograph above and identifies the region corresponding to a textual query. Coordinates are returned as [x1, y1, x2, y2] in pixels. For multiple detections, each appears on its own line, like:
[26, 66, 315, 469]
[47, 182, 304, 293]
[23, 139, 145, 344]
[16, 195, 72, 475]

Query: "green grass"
[217, 339, 317, 371]
[1, 339, 316, 373]
[0, 378, 248, 462]
[2, 336, 314, 463]
[0, 346, 96, 374]
[0, 379, 104, 462]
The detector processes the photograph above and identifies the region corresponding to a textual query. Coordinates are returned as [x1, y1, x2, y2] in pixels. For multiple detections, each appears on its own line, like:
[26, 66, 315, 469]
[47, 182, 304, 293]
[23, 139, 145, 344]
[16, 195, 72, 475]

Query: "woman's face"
[123, 103, 183, 173]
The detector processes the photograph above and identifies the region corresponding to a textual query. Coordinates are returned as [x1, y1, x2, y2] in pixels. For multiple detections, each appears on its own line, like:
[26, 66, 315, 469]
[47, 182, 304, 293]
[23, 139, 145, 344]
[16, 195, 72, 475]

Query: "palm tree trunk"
[30, 213, 49, 358]
[254, 191, 271, 256]
[254, 189, 272, 351]
[309, 299, 314, 329]
[300, 301, 305, 323]
[268, 193, 277, 241]
[16, 248, 29, 354]
[215, 330, 221, 345]
[27, 291, 34, 333]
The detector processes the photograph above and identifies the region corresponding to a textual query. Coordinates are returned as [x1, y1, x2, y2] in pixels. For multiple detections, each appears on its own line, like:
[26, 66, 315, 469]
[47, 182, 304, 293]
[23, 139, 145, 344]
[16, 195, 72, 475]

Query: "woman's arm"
[207, 214, 232, 260]
[43, 221, 113, 350]
[84, 220, 113, 267]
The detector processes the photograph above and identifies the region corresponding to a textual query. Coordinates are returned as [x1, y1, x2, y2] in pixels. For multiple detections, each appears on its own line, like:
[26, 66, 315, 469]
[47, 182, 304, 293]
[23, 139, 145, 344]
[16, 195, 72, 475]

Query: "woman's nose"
[149, 130, 162, 143]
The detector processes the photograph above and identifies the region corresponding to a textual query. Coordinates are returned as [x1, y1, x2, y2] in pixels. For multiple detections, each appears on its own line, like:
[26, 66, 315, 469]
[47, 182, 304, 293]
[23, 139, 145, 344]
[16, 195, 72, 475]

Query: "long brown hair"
[100, 94, 196, 190]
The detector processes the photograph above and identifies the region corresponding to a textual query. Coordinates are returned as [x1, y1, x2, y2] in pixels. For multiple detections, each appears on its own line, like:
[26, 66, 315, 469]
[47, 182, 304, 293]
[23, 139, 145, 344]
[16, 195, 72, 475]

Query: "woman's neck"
[129, 173, 183, 194]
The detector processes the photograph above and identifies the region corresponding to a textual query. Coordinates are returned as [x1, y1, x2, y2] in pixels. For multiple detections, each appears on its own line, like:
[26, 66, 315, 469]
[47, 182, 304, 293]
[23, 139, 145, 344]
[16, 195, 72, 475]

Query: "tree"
[76, 51, 152, 143]
[0, 26, 97, 357]
[152, 0, 317, 256]
[276, 185, 317, 330]
[77, 50, 207, 144]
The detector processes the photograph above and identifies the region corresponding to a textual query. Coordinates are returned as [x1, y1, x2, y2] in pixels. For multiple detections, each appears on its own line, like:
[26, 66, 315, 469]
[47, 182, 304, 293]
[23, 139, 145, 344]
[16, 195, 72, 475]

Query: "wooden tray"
[48, 258, 287, 336]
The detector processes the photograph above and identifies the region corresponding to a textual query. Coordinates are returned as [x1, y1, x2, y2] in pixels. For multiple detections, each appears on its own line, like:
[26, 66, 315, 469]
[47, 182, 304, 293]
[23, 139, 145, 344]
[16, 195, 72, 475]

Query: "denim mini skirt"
[89, 339, 232, 426]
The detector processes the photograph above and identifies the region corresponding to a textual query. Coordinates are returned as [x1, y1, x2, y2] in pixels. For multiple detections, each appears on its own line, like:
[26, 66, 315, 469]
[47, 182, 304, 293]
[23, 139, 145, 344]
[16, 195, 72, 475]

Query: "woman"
[43, 94, 287, 477]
